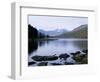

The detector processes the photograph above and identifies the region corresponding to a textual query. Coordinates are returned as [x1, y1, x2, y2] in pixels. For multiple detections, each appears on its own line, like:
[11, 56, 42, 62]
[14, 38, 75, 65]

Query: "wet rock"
[70, 51, 81, 57]
[59, 53, 70, 60]
[51, 63, 62, 65]
[28, 61, 36, 66]
[64, 62, 74, 65]
[72, 51, 88, 64]
[37, 62, 48, 66]
[80, 54, 87, 58]
[81, 57, 88, 64]
[70, 53, 76, 55]
[32, 55, 58, 61]
[75, 51, 81, 55]
[82, 49, 88, 54]
[73, 54, 82, 62]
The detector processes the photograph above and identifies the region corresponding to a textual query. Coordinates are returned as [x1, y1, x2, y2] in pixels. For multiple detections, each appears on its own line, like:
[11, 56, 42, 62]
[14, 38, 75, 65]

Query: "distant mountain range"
[38, 29, 68, 36]
[55, 24, 88, 38]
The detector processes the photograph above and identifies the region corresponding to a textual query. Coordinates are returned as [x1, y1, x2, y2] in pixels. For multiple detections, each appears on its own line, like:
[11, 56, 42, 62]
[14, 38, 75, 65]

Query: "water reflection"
[28, 38, 87, 56]
[28, 40, 38, 54]
[28, 39, 53, 54]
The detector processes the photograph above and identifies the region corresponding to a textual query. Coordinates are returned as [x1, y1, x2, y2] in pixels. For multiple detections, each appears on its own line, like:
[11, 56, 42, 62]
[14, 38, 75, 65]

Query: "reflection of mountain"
[39, 29, 67, 36]
[55, 24, 88, 38]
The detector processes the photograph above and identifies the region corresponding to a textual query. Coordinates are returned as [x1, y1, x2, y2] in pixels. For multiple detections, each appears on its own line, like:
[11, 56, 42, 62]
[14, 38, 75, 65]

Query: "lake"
[28, 38, 87, 66]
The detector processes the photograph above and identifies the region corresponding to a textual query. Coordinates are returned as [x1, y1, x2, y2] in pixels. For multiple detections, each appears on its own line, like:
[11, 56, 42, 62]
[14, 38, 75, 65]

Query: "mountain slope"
[55, 24, 88, 38]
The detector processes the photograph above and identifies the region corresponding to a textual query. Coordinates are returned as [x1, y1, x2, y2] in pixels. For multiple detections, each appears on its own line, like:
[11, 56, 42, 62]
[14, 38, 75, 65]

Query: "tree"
[28, 24, 38, 39]
[46, 35, 50, 38]
[38, 32, 45, 38]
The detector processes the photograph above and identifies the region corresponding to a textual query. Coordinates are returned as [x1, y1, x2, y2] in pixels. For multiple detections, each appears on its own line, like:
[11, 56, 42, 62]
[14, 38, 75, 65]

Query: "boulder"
[32, 55, 58, 61]
[28, 61, 36, 66]
[64, 62, 74, 65]
[59, 53, 70, 60]
[75, 51, 81, 55]
[82, 49, 88, 54]
[37, 62, 48, 66]
[51, 63, 62, 65]
[70, 53, 76, 55]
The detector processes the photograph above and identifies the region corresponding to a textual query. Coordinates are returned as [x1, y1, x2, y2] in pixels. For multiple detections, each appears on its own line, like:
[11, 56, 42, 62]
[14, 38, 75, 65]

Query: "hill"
[55, 24, 88, 38]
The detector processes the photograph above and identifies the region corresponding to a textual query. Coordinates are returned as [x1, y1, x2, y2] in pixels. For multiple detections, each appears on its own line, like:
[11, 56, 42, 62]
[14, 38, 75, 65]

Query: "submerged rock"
[37, 62, 48, 66]
[32, 55, 58, 61]
[50, 63, 62, 65]
[28, 61, 36, 66]
[64, 62, 74, 65]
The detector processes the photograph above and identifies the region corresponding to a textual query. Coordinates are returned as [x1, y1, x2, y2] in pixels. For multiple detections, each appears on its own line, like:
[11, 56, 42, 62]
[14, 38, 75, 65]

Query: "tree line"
[28, 24, 49, 39]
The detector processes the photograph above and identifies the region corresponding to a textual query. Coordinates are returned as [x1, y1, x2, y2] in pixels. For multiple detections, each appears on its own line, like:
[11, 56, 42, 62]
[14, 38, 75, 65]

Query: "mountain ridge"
[54, 24, 88, 38]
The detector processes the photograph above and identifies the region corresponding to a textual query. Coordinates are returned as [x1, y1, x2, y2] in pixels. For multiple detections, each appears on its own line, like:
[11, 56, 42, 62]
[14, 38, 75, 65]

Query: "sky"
[28, 15, 88, 31]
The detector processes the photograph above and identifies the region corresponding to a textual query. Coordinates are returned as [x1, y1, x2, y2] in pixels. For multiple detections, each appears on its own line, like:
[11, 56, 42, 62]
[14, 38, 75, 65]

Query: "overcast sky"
[28, 15, 88, 31]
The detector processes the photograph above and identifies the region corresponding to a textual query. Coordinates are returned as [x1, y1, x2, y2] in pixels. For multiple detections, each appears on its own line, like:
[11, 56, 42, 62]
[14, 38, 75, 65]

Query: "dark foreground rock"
[82, 49, 88, 54]
[70, 51, 81, 56]
[37, 62, 48, 66]
[59, 53, 70, 60]
[50, 63, 62, 65]
[64, 62, 74, 65]
[71, 50, 88, 64]
[32, 55, 58, 61]
[28, 61, 36, 66]
[30, 49, 88, 66]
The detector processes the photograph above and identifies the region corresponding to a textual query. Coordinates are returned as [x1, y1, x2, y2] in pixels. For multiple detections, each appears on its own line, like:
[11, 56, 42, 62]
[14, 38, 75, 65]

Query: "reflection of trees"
[38, 40, 51, 47]
[28, 40, 53, 54]
[28, 40, 38, 54]
[38, 41, 45, 47]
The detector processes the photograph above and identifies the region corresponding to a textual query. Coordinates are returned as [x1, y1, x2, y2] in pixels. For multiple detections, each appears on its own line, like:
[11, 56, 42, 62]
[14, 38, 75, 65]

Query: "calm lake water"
[28, 38, 87, 66]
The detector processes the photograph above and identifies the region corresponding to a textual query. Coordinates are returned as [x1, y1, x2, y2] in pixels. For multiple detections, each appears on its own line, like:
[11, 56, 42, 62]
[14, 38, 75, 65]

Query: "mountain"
[38, 29, 67, 36]
[55, 24, 88, 38]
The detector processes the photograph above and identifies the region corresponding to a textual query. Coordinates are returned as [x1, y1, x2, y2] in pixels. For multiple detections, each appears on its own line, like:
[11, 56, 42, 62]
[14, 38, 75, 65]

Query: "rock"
[81, 58, 88, 64]
[51, 63, 62, 65]
[80, 54, 87, 58]
[72, 51, 88, 64]
[59, 53, 70, 60]
[70, 51, 81, 57]
[72, 54, 82, 63]
[64, 62, 74, 65]
[75, 51, 81, 55]
[37, 62, 48, 66]
[82, 49, 88, 54]
[28, 61, 36, 66]
[70, 53, 76, 55]
[32, 55, 58, 61]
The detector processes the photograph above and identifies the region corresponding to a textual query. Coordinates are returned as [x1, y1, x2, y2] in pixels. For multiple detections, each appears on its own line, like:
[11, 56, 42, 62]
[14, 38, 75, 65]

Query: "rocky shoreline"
[28, 49, 88, 66]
